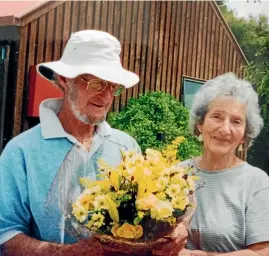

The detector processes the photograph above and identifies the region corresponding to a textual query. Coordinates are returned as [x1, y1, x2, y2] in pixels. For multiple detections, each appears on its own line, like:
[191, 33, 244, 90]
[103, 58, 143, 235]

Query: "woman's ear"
[197, 123, 202, 134]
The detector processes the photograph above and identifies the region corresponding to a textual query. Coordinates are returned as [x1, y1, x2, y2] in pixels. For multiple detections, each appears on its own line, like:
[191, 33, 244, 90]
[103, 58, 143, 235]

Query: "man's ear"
[57, 75, 68, 91]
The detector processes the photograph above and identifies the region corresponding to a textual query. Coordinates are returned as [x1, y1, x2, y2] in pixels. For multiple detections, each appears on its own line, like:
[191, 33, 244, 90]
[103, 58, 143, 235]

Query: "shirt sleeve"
[0, 142, 31, 245]
[131, 138, 142, 154]
[246, 171, 269, 246]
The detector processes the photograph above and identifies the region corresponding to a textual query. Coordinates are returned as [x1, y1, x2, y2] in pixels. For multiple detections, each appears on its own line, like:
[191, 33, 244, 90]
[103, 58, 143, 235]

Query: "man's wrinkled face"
[66, 74, 116, 124]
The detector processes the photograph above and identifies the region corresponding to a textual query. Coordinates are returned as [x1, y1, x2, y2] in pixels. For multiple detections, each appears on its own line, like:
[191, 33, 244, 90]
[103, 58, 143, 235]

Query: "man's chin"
[84, 114, 106, 125]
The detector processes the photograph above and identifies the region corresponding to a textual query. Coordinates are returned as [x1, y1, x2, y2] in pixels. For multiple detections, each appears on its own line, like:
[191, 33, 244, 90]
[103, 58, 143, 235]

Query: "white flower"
[93, 195, 108, 210]
[166, 184, 181, 198]
[157, 177, 169, 191]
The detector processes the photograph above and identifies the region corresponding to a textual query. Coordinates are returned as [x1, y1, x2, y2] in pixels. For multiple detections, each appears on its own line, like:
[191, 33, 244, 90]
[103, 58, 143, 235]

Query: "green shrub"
[108, 91, 202, 161]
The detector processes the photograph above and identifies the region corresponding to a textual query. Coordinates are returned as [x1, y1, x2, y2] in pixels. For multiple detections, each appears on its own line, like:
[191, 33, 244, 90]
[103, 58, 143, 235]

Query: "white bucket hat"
[37, 30, 139, 88]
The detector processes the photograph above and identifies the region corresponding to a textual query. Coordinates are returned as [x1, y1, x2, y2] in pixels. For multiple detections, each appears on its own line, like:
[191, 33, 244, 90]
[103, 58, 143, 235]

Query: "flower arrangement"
[71, 137, 199, 253]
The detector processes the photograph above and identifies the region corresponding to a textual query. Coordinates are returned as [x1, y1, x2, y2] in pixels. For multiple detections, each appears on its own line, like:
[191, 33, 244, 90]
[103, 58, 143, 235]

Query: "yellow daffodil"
[98, 158, 110, 170]
[171, 174, 188, 188]
[156, 192, 167, 200]
[187, 175, 200, 191]
[111, 223, 143, 239]
[93, 195, 108, 210]
[85, 212, 105, 229]
[146, 180, 158, 194]
[137, 181, 147, 199]
[172, 195, 189, 211]
[72, 201, 88, 223]
[157, 177, 169, 191]
[94, 180, 111, 192]
[78, 192, 94, 211]
[136, 194, 159, 211]
[150, 200, 173, 220]
[109, 169, 121, 191]
[166, 184, 181, 199]
[172, 136, 185, 145]
[106, 195, 119, 223]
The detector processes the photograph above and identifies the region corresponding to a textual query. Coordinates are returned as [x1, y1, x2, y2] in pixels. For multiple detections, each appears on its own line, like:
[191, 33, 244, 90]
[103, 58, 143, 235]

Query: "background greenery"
[218, 1, 269, 174]
[108, 91, 201, 161]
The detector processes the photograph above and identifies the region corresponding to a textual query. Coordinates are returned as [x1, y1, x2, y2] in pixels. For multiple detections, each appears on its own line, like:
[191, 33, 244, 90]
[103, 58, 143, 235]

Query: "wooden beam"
[21, 1, 65, 27]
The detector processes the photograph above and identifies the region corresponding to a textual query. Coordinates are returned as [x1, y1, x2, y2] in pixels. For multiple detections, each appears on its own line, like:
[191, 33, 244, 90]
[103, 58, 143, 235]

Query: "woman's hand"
[177, 249, 207, 256]
[152, 222, 188, 256]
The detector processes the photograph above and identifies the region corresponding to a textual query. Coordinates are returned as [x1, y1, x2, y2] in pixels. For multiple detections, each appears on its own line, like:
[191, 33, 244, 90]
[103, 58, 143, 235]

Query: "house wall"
[12, 1, 248, 136]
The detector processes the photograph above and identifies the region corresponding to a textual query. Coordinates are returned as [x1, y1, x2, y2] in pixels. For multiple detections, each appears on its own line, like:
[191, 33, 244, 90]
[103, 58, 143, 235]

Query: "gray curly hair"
[189, 72, 263, 146]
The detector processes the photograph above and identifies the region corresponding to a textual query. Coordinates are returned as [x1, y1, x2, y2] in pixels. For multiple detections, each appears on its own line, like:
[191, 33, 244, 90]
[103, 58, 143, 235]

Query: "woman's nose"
[219, 120, 231, 135]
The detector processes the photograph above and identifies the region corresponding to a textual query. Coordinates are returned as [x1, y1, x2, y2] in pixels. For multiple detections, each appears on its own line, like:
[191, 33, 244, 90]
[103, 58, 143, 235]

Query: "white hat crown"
[61, 30, 122, 66]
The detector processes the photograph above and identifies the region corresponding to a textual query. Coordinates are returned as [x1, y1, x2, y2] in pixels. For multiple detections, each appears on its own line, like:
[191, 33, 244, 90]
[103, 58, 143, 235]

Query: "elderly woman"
[177, 73, 269, 256]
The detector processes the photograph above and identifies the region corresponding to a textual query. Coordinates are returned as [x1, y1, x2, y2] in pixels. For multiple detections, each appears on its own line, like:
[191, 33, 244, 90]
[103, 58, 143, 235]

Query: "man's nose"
[97, 84, 114, 100]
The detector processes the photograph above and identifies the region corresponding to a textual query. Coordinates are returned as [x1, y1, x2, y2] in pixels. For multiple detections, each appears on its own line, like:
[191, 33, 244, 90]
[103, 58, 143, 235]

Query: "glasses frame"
[79, 76, 124, 96]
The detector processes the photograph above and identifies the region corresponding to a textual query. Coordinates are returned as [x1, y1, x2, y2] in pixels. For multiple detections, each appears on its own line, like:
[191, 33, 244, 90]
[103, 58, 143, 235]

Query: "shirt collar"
[39, 98, 112, 140]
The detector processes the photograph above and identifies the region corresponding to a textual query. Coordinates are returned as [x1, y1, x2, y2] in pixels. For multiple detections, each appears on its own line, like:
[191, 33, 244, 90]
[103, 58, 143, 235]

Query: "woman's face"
[197, 96, 246, 156]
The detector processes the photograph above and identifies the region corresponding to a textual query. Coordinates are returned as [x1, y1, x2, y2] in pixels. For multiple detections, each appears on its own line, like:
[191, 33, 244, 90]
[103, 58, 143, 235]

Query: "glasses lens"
[113, 85, 124, 96]
[87, 80, 103, 92]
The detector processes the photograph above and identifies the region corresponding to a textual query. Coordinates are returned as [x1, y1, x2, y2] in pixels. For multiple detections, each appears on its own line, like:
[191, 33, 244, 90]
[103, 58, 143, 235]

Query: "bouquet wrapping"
[69, 137, 199, 255]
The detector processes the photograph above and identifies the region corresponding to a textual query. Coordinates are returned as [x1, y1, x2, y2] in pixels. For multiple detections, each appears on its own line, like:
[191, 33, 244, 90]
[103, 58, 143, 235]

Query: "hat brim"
[37, 61, 139, 88]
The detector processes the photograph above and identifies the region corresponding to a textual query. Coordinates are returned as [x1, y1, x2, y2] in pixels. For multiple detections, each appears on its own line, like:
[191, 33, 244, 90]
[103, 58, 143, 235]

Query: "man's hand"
[2, 234, 104, 256]
[152, 222, 188, 256]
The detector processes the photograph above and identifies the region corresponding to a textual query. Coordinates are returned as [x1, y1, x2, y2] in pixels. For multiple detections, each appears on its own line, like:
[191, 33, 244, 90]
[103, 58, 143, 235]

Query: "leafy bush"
[108, 91, 201, 161]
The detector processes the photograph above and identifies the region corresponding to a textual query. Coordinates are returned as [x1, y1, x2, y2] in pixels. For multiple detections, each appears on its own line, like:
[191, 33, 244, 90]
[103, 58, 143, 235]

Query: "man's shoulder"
[109, 128, 140, 151]
[110, 128, 135, 140]
[4, 125, 42, 150]
[0, 125, 44, 165]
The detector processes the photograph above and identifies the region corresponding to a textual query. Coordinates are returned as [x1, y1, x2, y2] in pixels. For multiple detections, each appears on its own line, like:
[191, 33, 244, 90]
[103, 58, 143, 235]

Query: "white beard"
[67, 81, 106, 125]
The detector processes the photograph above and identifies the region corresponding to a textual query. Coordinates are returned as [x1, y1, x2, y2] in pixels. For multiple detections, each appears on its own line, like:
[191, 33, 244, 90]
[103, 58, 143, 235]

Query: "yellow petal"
[110, 170, 121, 191]
[146, 180, 158, 194]
[137, 181, 147, 199]
[79, 177, 93, 189]
[134, 225, 143, 239]
[111, 224, 120, 236]
[94, 180, 111, 192]
[105, 195, 119, 223]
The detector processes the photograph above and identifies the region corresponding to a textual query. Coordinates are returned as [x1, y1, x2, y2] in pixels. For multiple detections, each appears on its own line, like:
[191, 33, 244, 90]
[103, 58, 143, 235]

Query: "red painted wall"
[28, 66, 63, 117]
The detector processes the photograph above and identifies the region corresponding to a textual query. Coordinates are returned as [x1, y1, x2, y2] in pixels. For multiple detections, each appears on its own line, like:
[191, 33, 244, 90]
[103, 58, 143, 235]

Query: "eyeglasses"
[79, 76, 124, 96]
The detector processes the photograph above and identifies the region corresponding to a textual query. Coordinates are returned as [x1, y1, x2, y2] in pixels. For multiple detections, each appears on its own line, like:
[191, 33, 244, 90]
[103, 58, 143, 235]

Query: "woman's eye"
[234, 120, 242, 125]
[212, 115, 220, 119]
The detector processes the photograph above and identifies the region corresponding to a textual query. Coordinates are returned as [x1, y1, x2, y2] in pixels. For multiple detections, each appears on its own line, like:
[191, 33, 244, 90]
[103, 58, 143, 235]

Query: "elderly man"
[0, 30, 186, 255]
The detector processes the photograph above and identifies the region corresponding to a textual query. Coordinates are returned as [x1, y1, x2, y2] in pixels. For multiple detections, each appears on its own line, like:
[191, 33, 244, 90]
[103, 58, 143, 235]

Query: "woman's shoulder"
[178, 158, 195, 168]
[243, 163, 269, 187]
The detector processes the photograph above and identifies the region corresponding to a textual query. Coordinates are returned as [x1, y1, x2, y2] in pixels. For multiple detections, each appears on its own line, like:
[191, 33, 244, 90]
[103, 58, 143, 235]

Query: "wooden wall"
[13, 0, 248, 136]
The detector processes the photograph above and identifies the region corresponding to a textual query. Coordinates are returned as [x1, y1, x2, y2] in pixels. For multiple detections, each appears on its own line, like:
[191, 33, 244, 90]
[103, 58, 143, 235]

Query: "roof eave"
[0, 15, 21, 26]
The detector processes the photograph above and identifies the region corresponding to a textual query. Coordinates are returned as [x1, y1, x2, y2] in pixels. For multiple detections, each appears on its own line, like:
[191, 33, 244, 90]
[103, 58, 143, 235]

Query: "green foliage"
[219, 2, 269, 174]
[244, 35, 269, 173]
[218, 3, 269, 64]
[108, 91, 201, 161]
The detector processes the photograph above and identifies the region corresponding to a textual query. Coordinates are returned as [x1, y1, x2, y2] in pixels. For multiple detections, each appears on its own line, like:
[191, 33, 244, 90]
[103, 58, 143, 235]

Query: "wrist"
[194, 250, 208, 256]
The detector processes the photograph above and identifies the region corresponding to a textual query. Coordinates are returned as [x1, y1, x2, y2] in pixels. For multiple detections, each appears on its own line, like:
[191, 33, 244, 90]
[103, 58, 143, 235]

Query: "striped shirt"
[181, 159, 269, 252]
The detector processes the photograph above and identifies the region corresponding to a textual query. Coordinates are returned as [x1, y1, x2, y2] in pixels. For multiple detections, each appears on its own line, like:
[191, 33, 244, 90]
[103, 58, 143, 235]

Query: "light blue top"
[181, 159, 269, 252]
[0, 99, 140, 246]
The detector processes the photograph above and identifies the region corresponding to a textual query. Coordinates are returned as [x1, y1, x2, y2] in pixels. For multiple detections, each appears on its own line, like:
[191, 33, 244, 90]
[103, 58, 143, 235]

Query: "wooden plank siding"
[12, 0, 248, 136]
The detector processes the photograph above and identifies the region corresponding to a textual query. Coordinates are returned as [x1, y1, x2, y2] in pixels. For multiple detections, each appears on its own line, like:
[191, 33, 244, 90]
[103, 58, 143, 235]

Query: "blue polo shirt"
[0, 99, 140, 245]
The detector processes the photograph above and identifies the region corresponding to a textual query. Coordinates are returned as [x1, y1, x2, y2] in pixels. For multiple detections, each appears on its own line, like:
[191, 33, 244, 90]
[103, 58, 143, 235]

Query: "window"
[182, 76, 205, 109]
